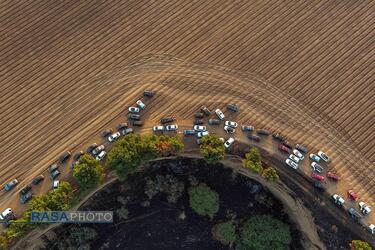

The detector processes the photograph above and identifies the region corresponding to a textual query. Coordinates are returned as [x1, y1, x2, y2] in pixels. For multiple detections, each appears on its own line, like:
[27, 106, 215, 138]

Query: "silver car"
[193, 125, 206, 132]
[293, 149, 304, 160]
[311, 162, 324, 173]
[285, 159, 298, 169]
[289, 154, 300, 164]
[318, 151, 330, 162]
[165, 124, 178, 131]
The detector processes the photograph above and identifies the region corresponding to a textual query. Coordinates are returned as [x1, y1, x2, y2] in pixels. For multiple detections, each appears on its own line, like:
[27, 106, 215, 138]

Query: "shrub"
[189, 184, 219, 219]
[351, 240, 372, 250]
[144, 174, 185, 203]
[116, 207, 129, 220]
[73, 155, 104, 189]
[237, 215, 291, 250]
[242, 147, 263, 173]
[0, 235, 8, 250]
[213, 221, 236, 245]
[200, 135, 225, 164]
[262, 167, 279, 181]
[57, 227, 97, 250]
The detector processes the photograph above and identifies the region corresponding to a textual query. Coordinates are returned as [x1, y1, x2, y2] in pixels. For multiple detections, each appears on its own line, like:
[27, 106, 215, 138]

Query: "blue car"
[309, 154, 321, 163]
[4, 179, 18, 191]
[183, 130, 196, 136]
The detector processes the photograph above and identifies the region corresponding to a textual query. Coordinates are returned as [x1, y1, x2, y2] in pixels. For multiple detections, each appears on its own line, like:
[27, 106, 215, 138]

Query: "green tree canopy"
[351, 240, 372, 250]
[262, 167, 279, 182]
[213, 221, 236, 245]
[73, 154, 104, 189]
[189, 184, 219, 219]
[237, 215, 291, 250]
[242, 147, 263, 173]
[200, 135, 225, 164]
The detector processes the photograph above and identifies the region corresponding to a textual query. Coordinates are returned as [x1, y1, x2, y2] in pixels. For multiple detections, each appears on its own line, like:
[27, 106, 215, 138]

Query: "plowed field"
[0, 1, 374, 212]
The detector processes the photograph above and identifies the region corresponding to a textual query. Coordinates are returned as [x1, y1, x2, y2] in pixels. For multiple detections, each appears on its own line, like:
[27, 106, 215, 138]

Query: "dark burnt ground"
[41, 157, 302, 250]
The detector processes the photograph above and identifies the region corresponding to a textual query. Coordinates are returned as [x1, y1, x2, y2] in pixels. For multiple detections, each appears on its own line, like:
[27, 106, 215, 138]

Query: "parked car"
[348, 189, 359, 201]
[183, 130, 196, 136]
[278, 144, 290, 154]
[96, 151, 107, 161]
[272, 133, 285, 142]
[257, 129, 270, 136]
[197, 131, 209, 138]
[227, 104, 238, 112]
[102, 129, 114, 137]
[208, 119, 220, 125]
[132, 121, 144, 127]
[248, 134, 261, 142]
[143, 90, 154, 97]
[368, 224, 375, 234]
[108, 132, 121, 142]
[194, 112, 204, 119]
[136, 100, 146, 109]
[327, 171, 340, 181]
[224, 137, 235, 148]
[92, 145, 105, 155]
[0, 208, 13, 220]
[86, 143, 98, 154]
[59, 151, 71, 163]
[332, 194, 345, 206]
[127, 114, 140, 120]
[311, 162, 324, 173]
[48, 164, 58, 173]
[309, 154, 320, 162]
[196, 139, 203, 145]
[20, 192, 33, 204]
[215, 109, 225, 120]
[165, 124, 178, 131]
[121, 128, 134, 135]
[160, 116, 176, 124]
[311, 173, 324, 181]
[50, 170, 60, 180]
[285, 159, 298, 169]
[52, 180, 60, 189]
[289, 154, 300, 163]
[117, 123, 128, 131]
[153, 125, 164, 132]
[293, 149, 304, 160]
[32, 175, 44, 185]
[359, 202, 371, 215]
[73, 151, 84, 161]
[224, 126, 235, 134]
[282, 141, 293, 149]
[193, 119, 204, 125]
[348, 207, 362, 221]
[19, 185, 32, 196]
[193, 125, 206, 132]
[296, 144, 308, 154]
[241, 125, 254, 132]
[318, 151, 330, 162]
[128, 107, 140, 113]
[200, 106, 211, 116]
[314, 181, 326, 192]
[225, 121, 238, 128]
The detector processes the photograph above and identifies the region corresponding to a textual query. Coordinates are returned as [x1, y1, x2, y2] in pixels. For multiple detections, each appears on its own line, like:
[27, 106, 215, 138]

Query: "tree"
[213, 221, 236, 245]
[189, 184, 219, 219]
[237, 215, 291, 250]
[73, 154, 104, 189]
[351, 240, 372, 250]
[155, 135, 184, 156]
[0, 235, 7, 250]
[242, 147, 263, 173]
[262, 167, 279, 181]
[200, 135, 225, 164]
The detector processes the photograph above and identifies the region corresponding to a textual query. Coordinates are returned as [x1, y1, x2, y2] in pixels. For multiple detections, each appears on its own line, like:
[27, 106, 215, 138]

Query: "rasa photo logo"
[30, 211, 113, 224]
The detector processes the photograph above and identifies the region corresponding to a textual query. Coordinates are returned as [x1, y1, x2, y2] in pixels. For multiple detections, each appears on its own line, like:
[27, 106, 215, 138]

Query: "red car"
[278, 144, 291, 154]
[311, 173, 325, 181]
[348, 189, 359, 201]
[327, 172, 340, 181]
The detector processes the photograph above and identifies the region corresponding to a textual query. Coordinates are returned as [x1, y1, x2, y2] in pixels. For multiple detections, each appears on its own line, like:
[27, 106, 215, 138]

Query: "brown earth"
[0, 0, 374, 228]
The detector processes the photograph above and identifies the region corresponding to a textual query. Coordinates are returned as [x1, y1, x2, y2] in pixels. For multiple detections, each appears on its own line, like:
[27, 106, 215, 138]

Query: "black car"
[160, 117, 176, 124]
[282, 141, 293, 149]
[59, 151, 71, 163]
[194, 119, 204, 125]
[208, 119, 220, 125]
[272, 133, 285, 142]
[256, 129, 270, 136]
[48, 164, 58, 173]
[296, 144, 308, 154]
[117, 123, 128, 131]
[20, 192, 33, 204]
[194, 112, 204, 119]
[19, 185, 32, 195]
[227, 104, 238, 112]
[50, 170, 60, 180]
[73, 151, 84, 161]
[248, 134, 261, 142]
[32, 175, 44, 185]
[143, 90, 155, 97]
[200, 106, 211, 116]
[133, 121, 144, 127]
[102, 129, 114, 137]
[313, 181, 326, 192]
[87, 143, 98, 154]
[128, 114, 141, 120]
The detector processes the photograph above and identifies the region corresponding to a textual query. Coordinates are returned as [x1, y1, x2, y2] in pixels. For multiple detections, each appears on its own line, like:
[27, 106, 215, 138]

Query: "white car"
[52, 180, 60, 189]
[153, 125, 164, 132]
[311, 162, 324, 173]
[165, 124, 178, 131]
[332, 194, 345, 206]
[193, 125, 206, 132]
[224, 121, 238, 128]
[285, 159, 298, 169]
[108, 132, 121, 142]
[0, 208, 13, 220]
[224, 137, 235, 148]
[128, 107, 140, 113]
[289, 154, 300, 163]
[224, 125, 235, 134]
[369, 224, 375, 234]
[215, 109, 225, 120]
[197, 131, 209, 138]
[318, 151, 330, 162]
[136, 100, 146, 109]
[359, 202, 371, 215]
[96, 151, 107, 161]
[293, 149, 304, 160]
